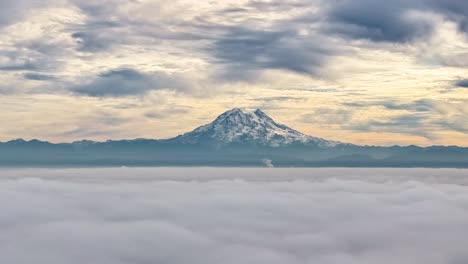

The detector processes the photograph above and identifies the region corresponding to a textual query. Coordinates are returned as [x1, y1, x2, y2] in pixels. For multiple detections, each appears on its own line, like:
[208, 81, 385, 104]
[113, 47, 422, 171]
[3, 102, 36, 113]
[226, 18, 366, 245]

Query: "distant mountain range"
[1, 108, 467, 167]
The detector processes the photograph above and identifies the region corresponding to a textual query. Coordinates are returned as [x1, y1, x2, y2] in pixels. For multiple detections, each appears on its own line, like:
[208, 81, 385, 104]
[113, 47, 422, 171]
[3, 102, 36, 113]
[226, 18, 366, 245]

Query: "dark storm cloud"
[455, 79, 468, 88]
[322, 0, 468, 43]
[71, 68, 188, 97]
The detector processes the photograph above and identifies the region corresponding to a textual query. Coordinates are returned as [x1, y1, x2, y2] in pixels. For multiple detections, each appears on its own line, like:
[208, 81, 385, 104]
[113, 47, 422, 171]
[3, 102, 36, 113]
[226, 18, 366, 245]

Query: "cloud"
[211, 26, 341, 79]
[71, 68, 188, 97]
[342, 99, 436, 138]
[0, 168, 468, 264]
[344, 99, 435, 112]
[426, 0, 468, 33]
[0, 61, 39, 71]
[348, 114, 432, 138]
[323, 0, 434, 43]
[250, 96, 305, 102]
[0, 0, 45, 28]
[322, 0, 468, 43]
[144, 105, 192, 120]
[455, 79, 468, 88]
[23, 73, 56, 81]
[430, 100, 468, 134]
[71, 31, 114, 52]
[381, 99, 434, 112]
[301, 108, 354, 125]
[344, 99, 468, 137]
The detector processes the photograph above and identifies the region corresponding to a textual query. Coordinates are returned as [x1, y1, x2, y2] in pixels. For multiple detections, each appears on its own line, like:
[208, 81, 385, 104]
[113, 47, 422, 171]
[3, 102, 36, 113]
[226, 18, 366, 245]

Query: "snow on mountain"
[172, 107, 340, 147]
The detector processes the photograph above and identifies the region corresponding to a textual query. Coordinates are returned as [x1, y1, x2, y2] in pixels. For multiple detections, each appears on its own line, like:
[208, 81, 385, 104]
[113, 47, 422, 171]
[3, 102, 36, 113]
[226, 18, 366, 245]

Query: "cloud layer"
[1, 168, 468, 264]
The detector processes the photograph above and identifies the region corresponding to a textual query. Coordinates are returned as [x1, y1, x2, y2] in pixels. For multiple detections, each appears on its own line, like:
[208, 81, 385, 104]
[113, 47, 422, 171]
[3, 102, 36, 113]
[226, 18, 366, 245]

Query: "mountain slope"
[169, 108, 339, 147]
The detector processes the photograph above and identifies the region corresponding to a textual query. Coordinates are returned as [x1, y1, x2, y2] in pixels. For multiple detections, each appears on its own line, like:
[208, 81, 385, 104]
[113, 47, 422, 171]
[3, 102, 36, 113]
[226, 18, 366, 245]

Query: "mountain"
[0, 107, 467, 167]
[169, 108, 339, 147]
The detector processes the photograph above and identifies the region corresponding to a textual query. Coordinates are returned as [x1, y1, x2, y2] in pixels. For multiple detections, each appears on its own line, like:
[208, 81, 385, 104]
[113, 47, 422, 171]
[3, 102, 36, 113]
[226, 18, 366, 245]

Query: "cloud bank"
[1, 168, 468, 264]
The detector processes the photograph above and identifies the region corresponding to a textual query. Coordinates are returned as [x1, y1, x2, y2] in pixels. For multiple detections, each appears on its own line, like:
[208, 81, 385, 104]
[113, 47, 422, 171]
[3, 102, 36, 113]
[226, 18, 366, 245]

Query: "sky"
[0, 0, 467, 146]
[1, 167, 468, 264]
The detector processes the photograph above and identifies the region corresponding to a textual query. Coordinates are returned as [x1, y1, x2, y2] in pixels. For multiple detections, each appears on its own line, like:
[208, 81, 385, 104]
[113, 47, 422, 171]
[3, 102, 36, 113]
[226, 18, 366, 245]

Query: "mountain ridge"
[0, 107, 467, 148]
[0, 107, 467, 168]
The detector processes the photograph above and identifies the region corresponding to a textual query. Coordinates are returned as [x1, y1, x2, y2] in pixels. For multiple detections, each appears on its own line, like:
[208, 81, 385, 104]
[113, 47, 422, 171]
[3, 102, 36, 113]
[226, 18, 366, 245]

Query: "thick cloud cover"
[1, 168, 468, 264]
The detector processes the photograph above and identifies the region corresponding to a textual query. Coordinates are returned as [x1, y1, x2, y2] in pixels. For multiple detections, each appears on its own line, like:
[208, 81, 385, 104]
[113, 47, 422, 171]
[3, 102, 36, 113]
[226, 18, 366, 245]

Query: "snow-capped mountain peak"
[172, 108, 339, 147]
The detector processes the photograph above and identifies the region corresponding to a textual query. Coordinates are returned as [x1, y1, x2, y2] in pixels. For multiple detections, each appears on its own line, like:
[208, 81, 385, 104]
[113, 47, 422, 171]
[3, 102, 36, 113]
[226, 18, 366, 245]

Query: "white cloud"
[0, 168, 468, 264]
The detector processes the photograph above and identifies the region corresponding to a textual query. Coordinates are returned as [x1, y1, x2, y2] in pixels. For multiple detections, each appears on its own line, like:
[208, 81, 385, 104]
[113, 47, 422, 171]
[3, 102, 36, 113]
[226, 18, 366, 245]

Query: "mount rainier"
[0, 108, 467, 167]
[170, 108, 339, 147]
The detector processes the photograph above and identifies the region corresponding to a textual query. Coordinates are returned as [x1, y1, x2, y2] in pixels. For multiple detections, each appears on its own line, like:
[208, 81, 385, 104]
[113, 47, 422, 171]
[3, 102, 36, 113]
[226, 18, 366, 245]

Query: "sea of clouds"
[1, 168, 468, 264]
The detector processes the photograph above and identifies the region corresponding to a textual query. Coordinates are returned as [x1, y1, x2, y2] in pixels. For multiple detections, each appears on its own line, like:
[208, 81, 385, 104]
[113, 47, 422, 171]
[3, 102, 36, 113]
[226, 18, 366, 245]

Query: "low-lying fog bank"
[1, 168, 467, 264]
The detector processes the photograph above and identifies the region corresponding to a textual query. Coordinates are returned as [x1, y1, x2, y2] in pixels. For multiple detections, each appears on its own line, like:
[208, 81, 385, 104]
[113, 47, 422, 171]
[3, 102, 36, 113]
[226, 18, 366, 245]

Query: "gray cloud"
[250, 96, 305, 102]
[0, 61, 39, 71]
[426, 0, 468, 32]
[323, 0, 434, 42]
[0, 0, 45, 27]
[344, 99, 434, 112]
[455, 79, 468, 88]
[23, 73, 56, 81]
[71, 68, 188, 97]
[382, 99, 434, 112]
[211, 26, 340, 79]
[71, 31, 114, 52]
[144, 105, 192, 120]
[322, 0, 468, 43]
[0, 168, 468, 264]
